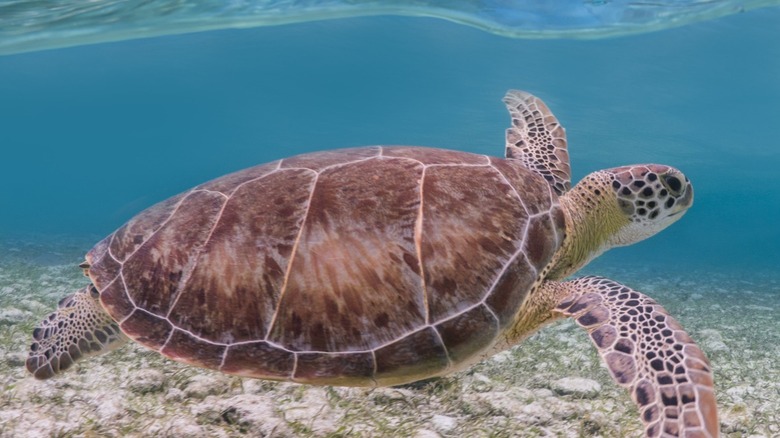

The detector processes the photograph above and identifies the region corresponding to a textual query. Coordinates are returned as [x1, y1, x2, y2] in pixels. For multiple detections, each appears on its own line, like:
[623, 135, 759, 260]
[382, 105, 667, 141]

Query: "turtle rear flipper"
[551, 276, 718, 437]
[26, 285, 128, 379]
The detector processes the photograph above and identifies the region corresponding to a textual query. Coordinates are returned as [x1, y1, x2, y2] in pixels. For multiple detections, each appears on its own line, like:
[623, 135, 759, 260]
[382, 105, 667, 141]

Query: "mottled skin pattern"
[27, 90, 719, 437]
[26, 285, 126, 376]
[504, 91, 571, 196]
[555, 277, 718, 437]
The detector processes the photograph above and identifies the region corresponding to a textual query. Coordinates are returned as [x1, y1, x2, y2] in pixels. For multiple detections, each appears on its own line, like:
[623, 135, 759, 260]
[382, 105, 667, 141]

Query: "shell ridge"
[488, 160, 527, 208]
[194, 189, 230, 199]
[541, 180, 563, 248]
[122, 307, 167, 326]
[477, 163, 540, 306]
[97, 272, 121, 299]
[222, 160, 282, 197]
[369, 350, 379, 386]
[434, 300, 489, 326]
[158, 322, 178, 352]
[112, 274, 137, 324]
[416, 165, 429, 324]
[106, 229, 122, 267]
[264, 169, 321, 341]
[219, 344, 229, 370]
[276, 148, 381, 175]
[289, 352, 298, 381]
[482, 218, 538, 306]
[381, 155, 426, 168]
[548, 211, 561, 249]
[430, 324, 454, 369]
[483, 304, 501, 329]
[425, 162, 491, 169]
[314, 149, 384, 173]
[167, 327, 226, 347]
[141, 311, 516, 357]
[432, 303, 503, 372]
[110, 188, 195, 267]
[227, 338, 295, 352]
[164, 191, 230, 320]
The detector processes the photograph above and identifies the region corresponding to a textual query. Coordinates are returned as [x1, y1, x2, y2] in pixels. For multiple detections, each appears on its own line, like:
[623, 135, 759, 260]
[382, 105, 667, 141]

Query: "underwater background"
[0, 2, 779, 437]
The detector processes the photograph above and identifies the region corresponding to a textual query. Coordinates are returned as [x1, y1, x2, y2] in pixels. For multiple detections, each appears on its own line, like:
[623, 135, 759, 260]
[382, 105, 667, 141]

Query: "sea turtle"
[27, 90, 718, 437]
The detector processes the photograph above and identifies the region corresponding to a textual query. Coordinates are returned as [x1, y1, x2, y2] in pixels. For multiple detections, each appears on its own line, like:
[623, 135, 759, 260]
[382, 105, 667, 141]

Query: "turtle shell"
[85, 146, 565, 386]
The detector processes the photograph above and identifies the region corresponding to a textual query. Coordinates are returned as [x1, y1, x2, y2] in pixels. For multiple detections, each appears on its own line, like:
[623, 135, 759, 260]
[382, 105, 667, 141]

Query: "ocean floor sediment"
[0, 238, 778, 437]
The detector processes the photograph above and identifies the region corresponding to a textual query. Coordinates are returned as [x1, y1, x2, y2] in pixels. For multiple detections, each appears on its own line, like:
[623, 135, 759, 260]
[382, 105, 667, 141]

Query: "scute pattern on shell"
[88, 146, 564, 385]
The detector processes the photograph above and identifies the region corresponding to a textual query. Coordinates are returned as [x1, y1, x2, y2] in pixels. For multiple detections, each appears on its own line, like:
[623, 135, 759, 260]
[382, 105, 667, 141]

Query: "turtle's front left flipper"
[26, 285, 128, 379]
[551, 276, 719, 437]
[503, 90, 571, 195]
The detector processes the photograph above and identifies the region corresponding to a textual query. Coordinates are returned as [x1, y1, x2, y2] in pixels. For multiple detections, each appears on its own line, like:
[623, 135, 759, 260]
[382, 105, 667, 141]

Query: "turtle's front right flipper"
[26, 285, 127, 379]
[551, 276, 719, 437]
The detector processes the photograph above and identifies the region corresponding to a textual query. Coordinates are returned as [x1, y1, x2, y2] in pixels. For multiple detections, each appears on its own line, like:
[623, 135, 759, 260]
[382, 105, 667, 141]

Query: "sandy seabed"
[0, 238, 778, 437]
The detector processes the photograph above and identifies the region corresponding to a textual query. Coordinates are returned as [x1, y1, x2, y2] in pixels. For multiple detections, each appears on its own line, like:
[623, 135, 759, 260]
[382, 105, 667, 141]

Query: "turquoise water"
[0, 6, 779, 437]
[1, 8, 778, 274]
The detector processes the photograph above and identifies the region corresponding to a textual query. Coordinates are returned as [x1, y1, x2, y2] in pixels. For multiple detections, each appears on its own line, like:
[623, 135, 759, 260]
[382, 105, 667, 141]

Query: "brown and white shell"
[85, 146, 565, 386]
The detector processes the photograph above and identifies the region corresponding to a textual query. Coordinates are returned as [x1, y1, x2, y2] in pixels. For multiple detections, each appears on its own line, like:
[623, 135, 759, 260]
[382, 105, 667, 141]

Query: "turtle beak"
[670, 179, 693, 215]
[681, 180, 693, 208]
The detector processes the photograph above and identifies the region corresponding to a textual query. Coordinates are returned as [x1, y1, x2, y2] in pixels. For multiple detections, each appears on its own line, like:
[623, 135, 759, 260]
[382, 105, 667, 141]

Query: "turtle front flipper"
[551, 276, 718, 437]
[502, 90, 571, 195]
[26, 285, 128, 379]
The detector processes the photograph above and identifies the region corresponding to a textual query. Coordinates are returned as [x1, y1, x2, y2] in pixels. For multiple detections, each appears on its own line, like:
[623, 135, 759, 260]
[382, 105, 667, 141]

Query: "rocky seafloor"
[0, 237, 778, 437]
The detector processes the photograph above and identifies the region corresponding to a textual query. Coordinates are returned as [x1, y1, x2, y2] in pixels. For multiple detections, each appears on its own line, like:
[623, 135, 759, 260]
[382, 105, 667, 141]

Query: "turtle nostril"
[662, 174, 683, 195]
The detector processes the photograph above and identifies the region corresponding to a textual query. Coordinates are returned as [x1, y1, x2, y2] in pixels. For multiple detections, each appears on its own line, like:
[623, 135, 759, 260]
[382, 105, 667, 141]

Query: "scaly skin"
[501, 154, 713, 437]
[551, 164, 692, 280]
[504, 163, 693, 344]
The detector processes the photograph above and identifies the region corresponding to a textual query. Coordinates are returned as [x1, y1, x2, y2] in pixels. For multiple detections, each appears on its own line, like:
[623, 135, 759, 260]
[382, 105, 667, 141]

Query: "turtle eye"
[661, 174, 683, 196]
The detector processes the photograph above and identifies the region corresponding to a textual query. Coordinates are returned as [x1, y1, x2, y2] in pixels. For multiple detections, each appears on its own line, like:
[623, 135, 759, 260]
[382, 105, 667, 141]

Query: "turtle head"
[606, 164, 693, 246]
[551, 164, 693, 279]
